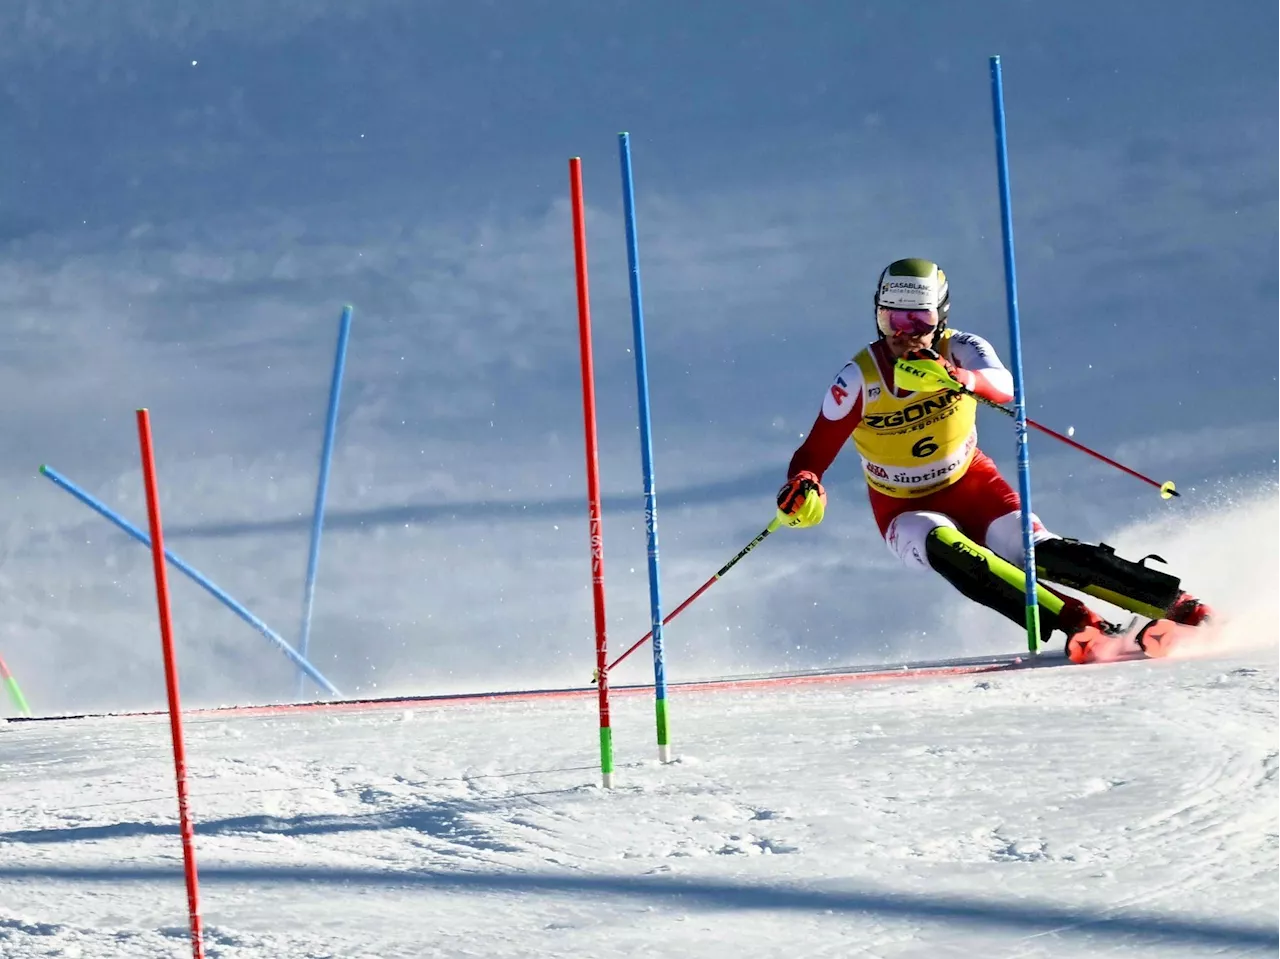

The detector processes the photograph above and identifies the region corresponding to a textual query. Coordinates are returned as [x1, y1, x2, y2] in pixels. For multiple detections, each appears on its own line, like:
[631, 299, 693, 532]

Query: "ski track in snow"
[1, 648, 1276, 958]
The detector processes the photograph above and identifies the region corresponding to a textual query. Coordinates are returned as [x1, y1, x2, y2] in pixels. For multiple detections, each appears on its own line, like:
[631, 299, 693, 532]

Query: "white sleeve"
[949, 331, 1013, 396]
[820, 361, 865, 421]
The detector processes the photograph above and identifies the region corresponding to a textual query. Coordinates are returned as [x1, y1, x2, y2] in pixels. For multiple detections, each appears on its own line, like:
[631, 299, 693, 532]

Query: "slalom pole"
[135, 409, 205, 959]
[569, 156, 614, 789]
[990, 55, 1041, 655]
[603, 516, 783, 676]
[296, 304, 353, 700]
[39, 465, 341, 695]
[0, 653, 31, 717]
[618, 132, 672, 763]
[893, 361, 1180, 498]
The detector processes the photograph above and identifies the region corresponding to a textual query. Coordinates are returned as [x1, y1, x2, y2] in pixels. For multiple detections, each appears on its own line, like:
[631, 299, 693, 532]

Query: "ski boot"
[1137, 592, 1216, 656]
[1059, 599, 1126, 665]
[1165, 591, 1214, 627]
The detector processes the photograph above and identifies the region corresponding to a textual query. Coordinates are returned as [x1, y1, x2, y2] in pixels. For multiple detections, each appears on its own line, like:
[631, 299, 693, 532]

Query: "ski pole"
[596, 515, 783, 679]
[976, 394, 1178, 498]
[895, 359, 1179, 499]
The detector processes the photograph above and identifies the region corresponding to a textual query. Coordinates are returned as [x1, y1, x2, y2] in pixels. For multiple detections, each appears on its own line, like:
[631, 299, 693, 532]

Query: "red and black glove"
[776, 470, 826, 528]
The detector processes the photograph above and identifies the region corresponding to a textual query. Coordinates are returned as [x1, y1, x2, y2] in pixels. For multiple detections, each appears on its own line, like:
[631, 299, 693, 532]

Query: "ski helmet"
[874, 258, 950, 345]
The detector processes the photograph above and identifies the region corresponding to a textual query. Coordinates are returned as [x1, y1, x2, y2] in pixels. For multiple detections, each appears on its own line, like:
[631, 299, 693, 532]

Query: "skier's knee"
[886, 511, 957, 570]
[983, 509, 1056, 564]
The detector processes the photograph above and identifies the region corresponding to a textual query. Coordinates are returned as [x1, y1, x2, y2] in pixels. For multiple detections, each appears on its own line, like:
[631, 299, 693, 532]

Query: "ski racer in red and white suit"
[774, 258, 1212, 662]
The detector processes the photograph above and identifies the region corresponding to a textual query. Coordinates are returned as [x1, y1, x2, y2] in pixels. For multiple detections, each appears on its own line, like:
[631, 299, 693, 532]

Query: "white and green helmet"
[874, 257, 951, 340]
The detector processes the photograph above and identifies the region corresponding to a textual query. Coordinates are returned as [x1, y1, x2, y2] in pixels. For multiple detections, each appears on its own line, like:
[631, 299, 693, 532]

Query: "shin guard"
[925, 527, 1066, 645]
[1035, 538, 1180, 620]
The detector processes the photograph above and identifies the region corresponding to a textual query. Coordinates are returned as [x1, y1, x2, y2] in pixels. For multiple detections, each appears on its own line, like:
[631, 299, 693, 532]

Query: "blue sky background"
[1, 0, 1275, 712]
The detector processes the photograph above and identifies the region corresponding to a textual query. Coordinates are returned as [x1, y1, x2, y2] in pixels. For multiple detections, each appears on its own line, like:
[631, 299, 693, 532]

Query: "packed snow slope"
[3, 490, 1278, 958]
[1, 638, 1275, 958]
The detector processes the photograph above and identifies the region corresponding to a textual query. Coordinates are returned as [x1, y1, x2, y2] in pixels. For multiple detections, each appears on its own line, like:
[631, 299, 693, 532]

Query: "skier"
[775, 257, 1212, 663]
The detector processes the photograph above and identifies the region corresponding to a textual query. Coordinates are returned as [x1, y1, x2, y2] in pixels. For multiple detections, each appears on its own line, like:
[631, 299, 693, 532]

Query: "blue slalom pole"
[39, 465, 341, 696]
[296, 304, 353, 698]
[989, 55, 1041, 654]
[618, 132, 671, 762]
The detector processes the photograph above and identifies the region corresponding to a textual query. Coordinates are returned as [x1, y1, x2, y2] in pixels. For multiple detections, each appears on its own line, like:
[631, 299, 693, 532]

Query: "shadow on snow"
[0, 861, 1273, 951]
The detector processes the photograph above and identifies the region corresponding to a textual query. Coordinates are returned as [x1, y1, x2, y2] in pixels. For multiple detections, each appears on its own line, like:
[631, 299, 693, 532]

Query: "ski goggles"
[877, 306, 939, 336]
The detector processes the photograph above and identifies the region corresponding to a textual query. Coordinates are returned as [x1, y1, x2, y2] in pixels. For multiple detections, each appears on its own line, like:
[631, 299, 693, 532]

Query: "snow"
[3, 490, 1279, 957]
[3, 460, 1277, 959]
[1, 6, 1275, 956]
[2, 641, 1276, 957]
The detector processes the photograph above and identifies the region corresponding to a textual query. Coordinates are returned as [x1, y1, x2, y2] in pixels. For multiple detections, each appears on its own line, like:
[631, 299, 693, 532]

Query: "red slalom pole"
[137, 409, 206, 958]
[569, 158, 614, 789]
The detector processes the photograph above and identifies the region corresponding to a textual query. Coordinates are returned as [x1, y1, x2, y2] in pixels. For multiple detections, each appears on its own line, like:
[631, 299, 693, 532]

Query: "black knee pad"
[1035, 537, 1180, 616]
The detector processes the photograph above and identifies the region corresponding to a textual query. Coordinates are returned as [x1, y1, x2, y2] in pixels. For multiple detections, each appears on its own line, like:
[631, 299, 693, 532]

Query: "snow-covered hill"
[3, 629, 1276, 957]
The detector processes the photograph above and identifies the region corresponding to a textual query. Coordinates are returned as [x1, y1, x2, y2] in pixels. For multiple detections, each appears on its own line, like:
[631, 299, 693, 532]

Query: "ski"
[1073, 616, 1216, 665]
[1135, 617, 1215, 659]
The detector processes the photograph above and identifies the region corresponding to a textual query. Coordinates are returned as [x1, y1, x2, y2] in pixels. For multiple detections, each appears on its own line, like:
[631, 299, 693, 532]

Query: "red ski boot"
[1060, 600, 1124, 665]
[1135, 615, 1212, 658]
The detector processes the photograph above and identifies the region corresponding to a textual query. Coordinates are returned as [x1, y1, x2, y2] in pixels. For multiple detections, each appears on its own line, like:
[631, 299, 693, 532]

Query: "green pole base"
[599, 726, 614, 788]
[655, 697, 672, 763]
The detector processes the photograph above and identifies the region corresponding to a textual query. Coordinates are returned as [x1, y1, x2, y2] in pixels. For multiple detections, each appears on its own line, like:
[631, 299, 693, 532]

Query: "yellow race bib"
[851, 331, 978, 498]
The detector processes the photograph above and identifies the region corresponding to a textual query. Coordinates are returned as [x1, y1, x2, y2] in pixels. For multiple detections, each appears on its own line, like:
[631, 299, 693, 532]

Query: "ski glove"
[776, 470, 827, 528]
[896, 348, 971, 393]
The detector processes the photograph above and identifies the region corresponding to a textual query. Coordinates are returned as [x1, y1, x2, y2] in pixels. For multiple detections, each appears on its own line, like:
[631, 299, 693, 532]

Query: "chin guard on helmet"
[874, 257, 950, 347]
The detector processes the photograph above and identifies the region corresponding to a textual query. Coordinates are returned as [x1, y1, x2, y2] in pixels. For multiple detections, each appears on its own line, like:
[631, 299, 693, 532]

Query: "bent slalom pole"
[40, 465, 342, 695]
[297, 304, 354, 700]
[0, 653, 31, 717]
[894, 358, 1180, 499]
[598, 515, 783, 679]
